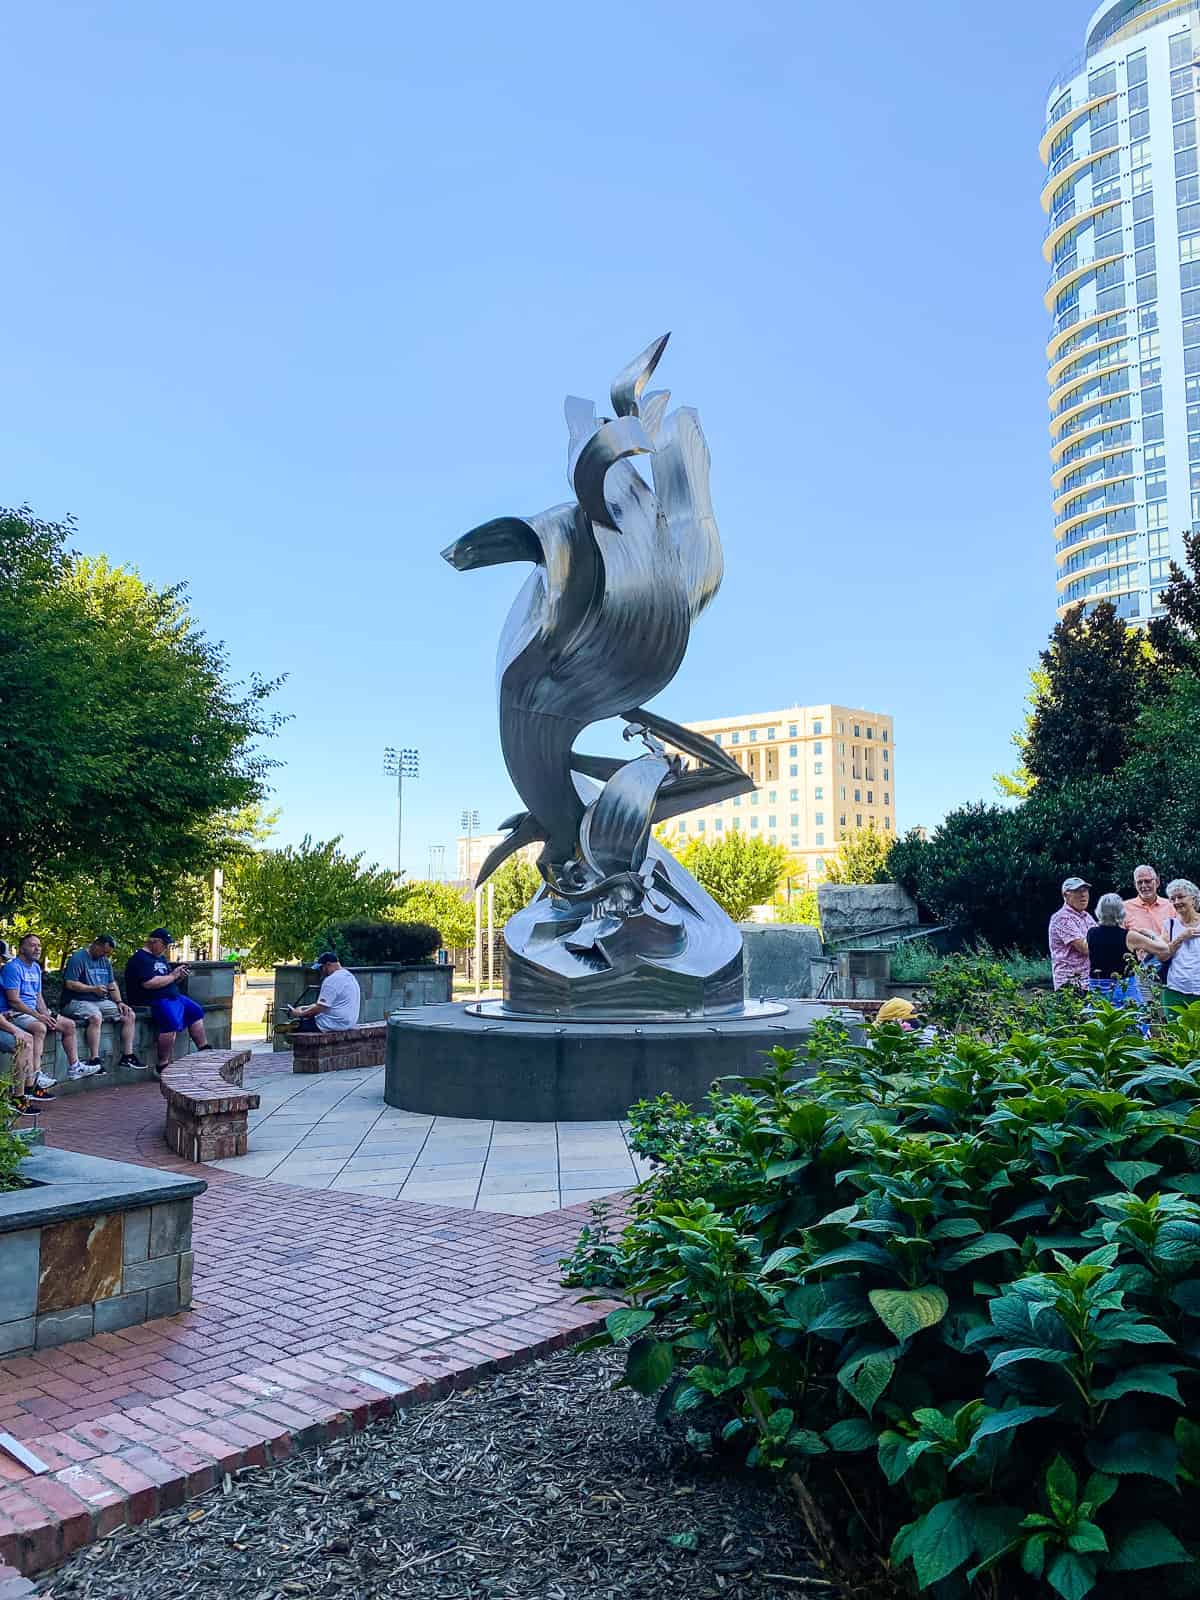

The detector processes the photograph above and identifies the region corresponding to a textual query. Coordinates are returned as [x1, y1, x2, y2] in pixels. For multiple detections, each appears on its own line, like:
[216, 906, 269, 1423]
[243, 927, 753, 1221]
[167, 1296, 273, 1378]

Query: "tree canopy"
[222, 835, 399, 965]
[0, 506, 282, 915]
[665, 831, 792, 923]
[821, 825, 893, 886]
[487, 857, 541, 927]
[395, 880, 475, 949]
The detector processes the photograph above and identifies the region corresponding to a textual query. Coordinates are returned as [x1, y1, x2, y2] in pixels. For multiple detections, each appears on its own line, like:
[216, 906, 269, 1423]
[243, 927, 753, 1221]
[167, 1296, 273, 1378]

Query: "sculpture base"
[384, 1000, 822, 1123]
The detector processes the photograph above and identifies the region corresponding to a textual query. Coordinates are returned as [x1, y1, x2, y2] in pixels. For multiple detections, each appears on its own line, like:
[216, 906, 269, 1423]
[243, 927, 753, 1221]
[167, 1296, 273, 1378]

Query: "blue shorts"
[151, 995, 205, 1033]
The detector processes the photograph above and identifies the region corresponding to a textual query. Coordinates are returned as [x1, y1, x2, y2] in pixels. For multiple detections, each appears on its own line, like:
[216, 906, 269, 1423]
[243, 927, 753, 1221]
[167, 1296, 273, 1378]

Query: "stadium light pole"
[383, 747, 420, 876]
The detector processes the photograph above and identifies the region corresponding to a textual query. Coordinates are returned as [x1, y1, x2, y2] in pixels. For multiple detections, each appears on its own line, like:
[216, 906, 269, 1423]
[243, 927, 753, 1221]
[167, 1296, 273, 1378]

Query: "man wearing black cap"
[61, 935, 143, 1070]
[124, 929, 209, 1072]
[287, 952, 361, 1033]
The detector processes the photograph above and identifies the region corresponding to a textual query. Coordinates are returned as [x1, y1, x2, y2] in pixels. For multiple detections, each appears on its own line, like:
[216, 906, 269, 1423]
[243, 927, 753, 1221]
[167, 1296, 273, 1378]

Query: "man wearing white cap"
[1049, 877, 1096, 990]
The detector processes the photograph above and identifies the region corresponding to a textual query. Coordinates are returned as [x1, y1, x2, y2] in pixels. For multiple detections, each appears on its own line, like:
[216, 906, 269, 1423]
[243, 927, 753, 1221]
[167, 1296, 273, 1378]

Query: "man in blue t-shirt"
[124, 928, 209, 1072]
[1, 932, 92, 1091]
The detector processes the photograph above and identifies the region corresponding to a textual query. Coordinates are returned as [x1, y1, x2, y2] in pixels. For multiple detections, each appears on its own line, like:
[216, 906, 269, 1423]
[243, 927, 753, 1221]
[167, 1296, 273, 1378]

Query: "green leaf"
[806, 1241, 893, 1273]
[1093, 1365, 1183, 1404]
[906, 1498, 974, 1588]
[987, 1345, 1075, 1374]
[788, 1428, 828, 1456]
[1108, 1520, 1191, 1571]
[837, 1352, 894, 1416]
[877, 1430, 913, 1485]
[868, 1286, 949, 1342]
[1067, 1522, 1108, 1555]
[624, 1337, 675, 1395]
[1046, 1455, 1078, 1522]
[1046, 1549, 1097, 1600]
[760, 1246, 805, 1275]
[1105, 1159, 1163, 1190]
[927, 1216, 984, 1240]
[763, 1158, 811, 1181]
[606, 1306, 654, 1341]
[936, 1232, 1020, 1272]
[951, 1405, 1059, 1470]
[1171, 1278, 1200, 1315]
[825, 1417, 877, 1453]
[1081, 1471, 1117, 1512]
[1085, 1430, 1179, 1485]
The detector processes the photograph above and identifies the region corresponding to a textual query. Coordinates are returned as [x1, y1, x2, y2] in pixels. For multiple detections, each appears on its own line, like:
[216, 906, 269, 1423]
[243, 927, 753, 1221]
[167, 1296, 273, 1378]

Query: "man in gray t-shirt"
[288, 952, 362, 1033]
[61, 936, 142, 1068]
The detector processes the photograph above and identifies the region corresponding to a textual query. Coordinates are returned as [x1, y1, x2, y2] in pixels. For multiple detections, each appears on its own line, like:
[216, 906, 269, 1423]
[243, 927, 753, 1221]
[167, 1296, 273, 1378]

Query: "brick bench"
[291, 1022, 387, 1073]
[159, 1049, 259, 1163]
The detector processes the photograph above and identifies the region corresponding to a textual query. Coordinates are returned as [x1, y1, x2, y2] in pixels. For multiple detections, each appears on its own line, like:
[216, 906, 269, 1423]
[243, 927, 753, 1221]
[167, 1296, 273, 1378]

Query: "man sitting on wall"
[60, 935, 143, 1070]
[287, 951, 362, 1033]
[1, 933, 97, 1089]
[0, 1010, 38, 1113]
[124, 928, 209, 1073]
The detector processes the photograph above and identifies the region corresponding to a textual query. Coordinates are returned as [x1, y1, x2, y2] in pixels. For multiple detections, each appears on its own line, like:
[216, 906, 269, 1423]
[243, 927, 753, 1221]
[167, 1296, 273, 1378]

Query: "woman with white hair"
[1087, 893, 1172, 1007]
[1161, 879, 1200, 1015]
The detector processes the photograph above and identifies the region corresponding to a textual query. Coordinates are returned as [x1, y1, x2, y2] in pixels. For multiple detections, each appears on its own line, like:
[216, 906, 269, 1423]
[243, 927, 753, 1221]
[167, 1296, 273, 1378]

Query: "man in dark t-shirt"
[125, 928, 209, 1072]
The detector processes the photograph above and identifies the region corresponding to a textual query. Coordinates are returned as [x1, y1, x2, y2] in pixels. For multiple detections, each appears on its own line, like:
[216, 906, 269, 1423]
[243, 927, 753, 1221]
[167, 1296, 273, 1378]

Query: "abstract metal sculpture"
[443, 335, 760, 1019]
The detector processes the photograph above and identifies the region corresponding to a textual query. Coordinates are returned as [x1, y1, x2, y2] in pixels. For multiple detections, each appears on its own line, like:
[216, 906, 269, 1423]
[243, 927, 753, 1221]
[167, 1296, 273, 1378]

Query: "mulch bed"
[35, 1347, 827, 1599]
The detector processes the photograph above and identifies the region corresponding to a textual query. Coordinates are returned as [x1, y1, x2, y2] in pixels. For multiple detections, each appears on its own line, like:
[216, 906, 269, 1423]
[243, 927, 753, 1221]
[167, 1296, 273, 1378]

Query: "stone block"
[817, 882, 918, 945]
[740, 923, 825, 999]
[38, 1213, 123, 1313]
[123, 1207, 151, 1263]
[149, 1200, 191, 1258]
[0, 1229, 39, 1320]
[178, 1249, 194, 1307]
[36, 1305, 94, 1348]
[123, 1253, 179, 1292]
[94, 1290, 148, 1333]
[146, 1279, 180, 1319]
[0, 1316, 36, 1355]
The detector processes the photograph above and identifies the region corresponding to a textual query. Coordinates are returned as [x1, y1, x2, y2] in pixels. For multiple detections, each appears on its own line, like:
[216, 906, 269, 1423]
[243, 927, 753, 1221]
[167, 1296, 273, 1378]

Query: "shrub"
[0, 1083, 28, 1192]
[321, 920, 441, 965]
[567, 1004, 1200, 1597]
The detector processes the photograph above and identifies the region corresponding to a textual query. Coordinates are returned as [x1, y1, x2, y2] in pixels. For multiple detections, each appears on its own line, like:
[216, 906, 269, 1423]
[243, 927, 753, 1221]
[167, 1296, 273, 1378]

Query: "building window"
[789, 744, 798, 757]
[814, 786, 823, 800]
[696, 820, 705, 831]
[790, 788, 799, 801]
[788, 722, 797, 737]
[839, 814, 847, 827]
[813, 719, 822, 735]
[790, 813, 799, 826]
[854, 788, 862, 802]
[791, 833, 800, 848]
[815, 832, 824, 847]
[853, 724, 861, 737]
[815, 812, 824, 825]
[1171, 30, 1194, 68]
[769, 833, 777, 844]
[790, 764, 798, 777]
[884, 791, 890, 805]
[750, 791, 759, 805]
[713, 733, 722, 746]
[867, 790, 874, 804]
[884, 818, 891, 831]
[814, 857, 824, 872]
[814, 762, 823, 775]
[749, 729, 758, 742]
[856, 813, 863, 827]
[768, 790, 777, 803]
[840, 786, 847, 800]
[733, 795, 741, 807]
[678, 820, 687, 831]
[768, 815, 777, 828]
[813, 741, 823, 755]
[882, 729, 888, 742]
[731, 732, 740, 744]
[751, 817, 759, 829]
[884, 767, 890, 781]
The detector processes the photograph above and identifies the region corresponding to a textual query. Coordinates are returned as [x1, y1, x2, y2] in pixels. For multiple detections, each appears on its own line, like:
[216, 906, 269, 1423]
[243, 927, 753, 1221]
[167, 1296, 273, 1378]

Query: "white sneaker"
[68, 1062, 103, 1080]
[34, 1071, 55, 1090]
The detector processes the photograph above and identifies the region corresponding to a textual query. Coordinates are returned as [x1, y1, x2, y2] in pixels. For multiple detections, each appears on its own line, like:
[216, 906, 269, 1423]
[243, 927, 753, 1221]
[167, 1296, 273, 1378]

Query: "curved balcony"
[1049, 381, 1132, 442]
[1047, 306, 1129, 364]
[1045, 252, 1123, 313]
[1047, 319, 1129, 384]
[1049, 354, 1131, 416]
[1043, 197, 1122, 262]
[1039, 91, 1119, 165]
[1057, 559, 1140, 599]
[1040, 149, 1115, 213]
[1050, 427, 1135, 487]
[1047, 0, 1195, 102]
[1052, 466, 1135, 514]
[1055, 494, 1137, 539]
[1050, 404, 1133, 465]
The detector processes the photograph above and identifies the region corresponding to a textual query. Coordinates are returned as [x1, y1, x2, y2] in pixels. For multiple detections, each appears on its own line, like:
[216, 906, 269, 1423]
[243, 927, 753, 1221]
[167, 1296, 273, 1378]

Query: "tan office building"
[674, 703, 896, 883]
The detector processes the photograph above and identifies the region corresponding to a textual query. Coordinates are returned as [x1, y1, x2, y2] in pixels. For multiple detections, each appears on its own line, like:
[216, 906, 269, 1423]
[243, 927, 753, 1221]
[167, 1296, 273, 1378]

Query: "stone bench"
[159, 1049, 258, 1163]
[291, 1022, 387, 1073]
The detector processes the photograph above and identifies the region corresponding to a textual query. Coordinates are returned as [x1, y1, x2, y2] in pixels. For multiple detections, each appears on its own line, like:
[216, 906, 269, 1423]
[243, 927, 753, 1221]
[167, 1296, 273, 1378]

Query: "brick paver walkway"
[0, 1058, 622, 1582]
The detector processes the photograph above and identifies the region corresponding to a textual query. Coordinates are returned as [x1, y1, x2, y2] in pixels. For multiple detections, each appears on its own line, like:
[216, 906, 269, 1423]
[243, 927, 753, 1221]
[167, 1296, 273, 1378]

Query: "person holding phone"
[124, 928, 209, 1073]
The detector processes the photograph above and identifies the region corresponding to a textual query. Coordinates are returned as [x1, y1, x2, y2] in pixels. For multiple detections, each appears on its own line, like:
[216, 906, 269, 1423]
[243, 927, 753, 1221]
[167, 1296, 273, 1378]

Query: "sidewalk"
[0, 1060, 619, 1580]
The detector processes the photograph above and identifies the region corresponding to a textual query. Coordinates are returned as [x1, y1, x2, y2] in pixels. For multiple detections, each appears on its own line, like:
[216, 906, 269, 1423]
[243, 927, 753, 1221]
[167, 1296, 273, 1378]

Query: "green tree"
[994, 666, 1047, 798]
[1023, 600, 1150, 788]
[821, 825, 893, 885]
[223, 835, 399, 965]
[488, 857, 541, 927]
[0, 507, 281, 913]
[667, 831, 791, 922]
[395, 879, 475, 949]
[1148, 527, 1200, 671]
[775, 889, 820, 928]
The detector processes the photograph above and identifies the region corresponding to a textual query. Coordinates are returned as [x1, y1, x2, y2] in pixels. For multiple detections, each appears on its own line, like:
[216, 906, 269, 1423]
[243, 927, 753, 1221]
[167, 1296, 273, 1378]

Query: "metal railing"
[1048, 1, 1197, 102]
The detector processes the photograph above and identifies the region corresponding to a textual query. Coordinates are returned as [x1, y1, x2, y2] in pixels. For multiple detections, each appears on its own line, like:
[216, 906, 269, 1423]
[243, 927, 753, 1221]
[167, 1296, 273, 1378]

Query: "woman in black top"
[1087, 892, 1170, 1006]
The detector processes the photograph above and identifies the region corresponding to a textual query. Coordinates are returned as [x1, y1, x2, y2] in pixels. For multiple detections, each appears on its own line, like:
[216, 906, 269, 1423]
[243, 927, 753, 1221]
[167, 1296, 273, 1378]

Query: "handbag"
[1157, 919, 1176, 987]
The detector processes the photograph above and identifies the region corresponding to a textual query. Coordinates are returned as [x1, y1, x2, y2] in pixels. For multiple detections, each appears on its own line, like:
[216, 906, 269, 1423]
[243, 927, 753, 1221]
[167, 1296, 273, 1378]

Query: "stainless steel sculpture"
[443, 335, 760, 1019]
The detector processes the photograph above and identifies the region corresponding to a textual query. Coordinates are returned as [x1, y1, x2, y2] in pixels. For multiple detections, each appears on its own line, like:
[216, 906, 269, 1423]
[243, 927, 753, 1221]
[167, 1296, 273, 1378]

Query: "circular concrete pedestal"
[384, 1000, 823, 1122]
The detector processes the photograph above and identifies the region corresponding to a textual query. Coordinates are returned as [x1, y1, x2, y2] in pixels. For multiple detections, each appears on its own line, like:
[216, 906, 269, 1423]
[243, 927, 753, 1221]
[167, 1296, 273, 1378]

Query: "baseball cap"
[1061, 877, 1090, 893]
[312, 950, 339, 967]
[93, 934, 116, 948]
[148, 927, 174, 943]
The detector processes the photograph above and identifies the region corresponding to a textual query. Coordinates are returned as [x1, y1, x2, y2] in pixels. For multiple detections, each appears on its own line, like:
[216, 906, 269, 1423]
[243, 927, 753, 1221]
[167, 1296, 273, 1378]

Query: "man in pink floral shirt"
[1048, 877, 1096, 990]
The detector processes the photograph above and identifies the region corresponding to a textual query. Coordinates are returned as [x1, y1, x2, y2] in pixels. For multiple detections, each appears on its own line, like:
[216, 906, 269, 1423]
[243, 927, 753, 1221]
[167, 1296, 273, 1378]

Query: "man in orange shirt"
[1124, 864, 1174, 939]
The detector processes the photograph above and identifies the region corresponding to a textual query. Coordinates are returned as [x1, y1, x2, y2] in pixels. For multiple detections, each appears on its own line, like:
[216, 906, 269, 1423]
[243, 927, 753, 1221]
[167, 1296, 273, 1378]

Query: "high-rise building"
[1042, 3, 1200, 623]
[675, 704, 896, 884]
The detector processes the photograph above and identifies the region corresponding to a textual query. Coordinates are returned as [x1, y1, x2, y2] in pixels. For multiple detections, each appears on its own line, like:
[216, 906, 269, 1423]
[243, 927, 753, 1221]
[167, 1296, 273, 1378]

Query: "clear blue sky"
[2, 1, 1088, 878]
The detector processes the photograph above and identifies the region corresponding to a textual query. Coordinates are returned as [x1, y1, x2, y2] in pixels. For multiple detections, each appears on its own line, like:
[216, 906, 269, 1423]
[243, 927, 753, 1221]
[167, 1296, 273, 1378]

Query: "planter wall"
[0, 1149, 204, 1354]
[272, 963, 453, 1050]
